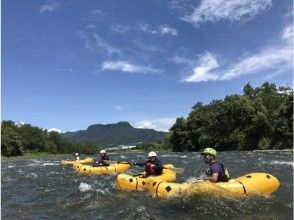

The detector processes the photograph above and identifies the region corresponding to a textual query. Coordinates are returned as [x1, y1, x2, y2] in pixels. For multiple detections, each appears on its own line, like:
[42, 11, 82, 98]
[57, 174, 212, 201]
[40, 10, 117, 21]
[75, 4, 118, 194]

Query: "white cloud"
[135, 118, 176, 132]
[138, 23, 178, 36]
[139, 23, 157, 34]
[183, 52, 219, 82]
[76, 31, 121, 55]
[282, 25, 293, 43]
[183, 25, 293, 83]
[115, 105, 129, 111]
[93, 33, 121, 55]
[171, 55, 194, 65]
[159, 25, 178, 36]
[111, 24, 131, 34]
[101, 60, 164, 74]
[39, 1, 60, 13]
[221, 46, 292, 80]
[48, 128, 62, 133]
[181, 0, 272, 26]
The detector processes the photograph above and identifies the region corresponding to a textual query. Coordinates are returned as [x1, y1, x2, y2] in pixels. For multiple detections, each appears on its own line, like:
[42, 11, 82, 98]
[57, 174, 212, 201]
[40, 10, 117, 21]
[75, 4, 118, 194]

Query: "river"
[2, 150, 293, 219]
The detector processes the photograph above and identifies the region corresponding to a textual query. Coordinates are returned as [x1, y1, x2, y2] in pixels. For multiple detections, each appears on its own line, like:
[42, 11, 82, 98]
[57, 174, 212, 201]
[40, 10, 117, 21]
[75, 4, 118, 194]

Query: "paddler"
[93, 149, 110, 166]
[74, 153, 80, 161]
[132, 151, 163, 178]
[201, 148, 229, 182]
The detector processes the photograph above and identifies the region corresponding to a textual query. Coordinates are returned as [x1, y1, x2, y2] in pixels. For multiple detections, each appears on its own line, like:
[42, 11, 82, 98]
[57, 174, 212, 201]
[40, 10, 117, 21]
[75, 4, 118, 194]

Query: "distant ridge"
[62, 121, 167, 147]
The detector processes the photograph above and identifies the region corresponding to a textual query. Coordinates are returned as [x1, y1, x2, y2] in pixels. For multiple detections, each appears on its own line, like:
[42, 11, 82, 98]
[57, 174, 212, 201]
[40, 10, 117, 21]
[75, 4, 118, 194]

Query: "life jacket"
[206, 162, 229, 182]
[145, 162, 155, 176]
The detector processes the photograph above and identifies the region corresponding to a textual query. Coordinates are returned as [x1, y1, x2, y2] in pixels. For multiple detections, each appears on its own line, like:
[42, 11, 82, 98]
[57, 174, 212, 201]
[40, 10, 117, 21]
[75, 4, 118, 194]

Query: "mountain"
[62, 121, 167, 147]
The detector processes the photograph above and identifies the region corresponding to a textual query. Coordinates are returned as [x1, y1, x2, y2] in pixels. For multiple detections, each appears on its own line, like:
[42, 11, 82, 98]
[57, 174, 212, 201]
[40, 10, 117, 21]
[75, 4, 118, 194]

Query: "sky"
[2, 0, 293, 133]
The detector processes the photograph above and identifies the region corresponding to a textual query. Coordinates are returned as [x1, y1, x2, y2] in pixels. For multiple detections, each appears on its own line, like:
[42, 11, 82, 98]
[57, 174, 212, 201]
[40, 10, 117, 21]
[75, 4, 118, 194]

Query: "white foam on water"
[268, 160, 294, 167]
[41, 162, 59, 166]
[27, 173, 38, 178]
[78, 182, 92, 192]
[180, 155, 188, 158]
[161, 155, 172, 158]
[8, 165, 15, 168]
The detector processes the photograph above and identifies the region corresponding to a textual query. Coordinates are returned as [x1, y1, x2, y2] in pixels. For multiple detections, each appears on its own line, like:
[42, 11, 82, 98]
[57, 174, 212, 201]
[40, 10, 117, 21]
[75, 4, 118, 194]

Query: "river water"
[2, 150, 293, 220]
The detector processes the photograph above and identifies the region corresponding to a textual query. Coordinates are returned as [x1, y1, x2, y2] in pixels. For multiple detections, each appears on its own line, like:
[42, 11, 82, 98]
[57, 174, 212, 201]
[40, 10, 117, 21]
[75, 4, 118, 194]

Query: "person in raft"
[132, 151, 163, 178]
[74, 153, 80, 161]
[93, 150, 110, 167]
[201, 148, 229, 182]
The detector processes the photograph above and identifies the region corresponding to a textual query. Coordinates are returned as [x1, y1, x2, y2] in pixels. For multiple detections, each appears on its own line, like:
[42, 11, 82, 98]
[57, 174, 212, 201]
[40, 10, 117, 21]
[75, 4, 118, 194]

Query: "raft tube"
[60, 157, 93, 165]
[115, 164, 177, 191]
[73, 162, 130, 175]
[148, 173, 280, 198]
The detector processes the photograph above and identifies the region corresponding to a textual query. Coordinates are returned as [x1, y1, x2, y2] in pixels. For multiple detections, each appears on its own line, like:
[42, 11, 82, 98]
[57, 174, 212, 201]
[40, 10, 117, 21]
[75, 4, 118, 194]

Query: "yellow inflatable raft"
[60, 157, 93, 165]
[73, 162, 130, 175]
[148, 173, 280, 198]
[115, 164, 177, 191]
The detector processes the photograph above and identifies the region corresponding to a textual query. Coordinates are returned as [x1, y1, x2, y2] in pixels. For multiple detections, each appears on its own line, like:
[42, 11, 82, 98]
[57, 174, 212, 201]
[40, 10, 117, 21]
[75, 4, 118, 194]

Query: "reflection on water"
[1, 151, 293, 220]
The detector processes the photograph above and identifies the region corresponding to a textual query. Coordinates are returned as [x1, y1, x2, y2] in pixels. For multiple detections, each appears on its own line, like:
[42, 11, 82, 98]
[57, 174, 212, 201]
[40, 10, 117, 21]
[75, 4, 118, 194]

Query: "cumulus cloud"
[39, 1, 60, 13]
[101, 60, 163, 74]
[183, 25, 293, 83]
[135, 118, 176, 132]
[181, 0, 272, 26]
[48, 128, 62, 133]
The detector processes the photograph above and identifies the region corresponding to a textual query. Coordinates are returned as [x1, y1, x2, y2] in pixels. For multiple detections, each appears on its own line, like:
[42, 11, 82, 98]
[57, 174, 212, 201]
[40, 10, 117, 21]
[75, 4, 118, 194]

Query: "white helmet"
[148, 151, 157, 157]
[100, 150, 106, 154]
[75, 153, 79, 156]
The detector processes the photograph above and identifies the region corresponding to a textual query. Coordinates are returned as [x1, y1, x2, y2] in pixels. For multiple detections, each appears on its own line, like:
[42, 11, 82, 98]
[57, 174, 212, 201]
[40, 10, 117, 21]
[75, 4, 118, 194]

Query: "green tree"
[1, 127, 23, 157]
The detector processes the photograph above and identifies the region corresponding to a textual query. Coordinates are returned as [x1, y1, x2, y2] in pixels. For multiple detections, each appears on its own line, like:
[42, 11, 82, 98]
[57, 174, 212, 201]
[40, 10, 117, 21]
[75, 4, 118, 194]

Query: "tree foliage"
[165, 82, 293, 152]
[1, 121, 100, 157]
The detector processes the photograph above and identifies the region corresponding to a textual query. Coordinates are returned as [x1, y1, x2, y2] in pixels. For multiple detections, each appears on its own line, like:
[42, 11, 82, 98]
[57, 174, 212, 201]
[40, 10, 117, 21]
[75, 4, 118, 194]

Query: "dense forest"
[1, 120, 99, 157]
[1, 82, 293, 157]
[166, 82, 293, 152]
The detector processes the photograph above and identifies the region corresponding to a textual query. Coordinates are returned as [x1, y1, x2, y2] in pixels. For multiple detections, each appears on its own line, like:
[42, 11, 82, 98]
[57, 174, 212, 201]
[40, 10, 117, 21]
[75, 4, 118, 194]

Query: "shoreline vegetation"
[1, 82, 293, 158]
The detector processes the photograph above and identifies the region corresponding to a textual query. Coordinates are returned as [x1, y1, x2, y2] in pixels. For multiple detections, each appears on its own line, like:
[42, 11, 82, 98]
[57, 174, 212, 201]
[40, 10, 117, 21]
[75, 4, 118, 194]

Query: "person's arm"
[133, 162, 146, 166]
[204, 173, 218, 182]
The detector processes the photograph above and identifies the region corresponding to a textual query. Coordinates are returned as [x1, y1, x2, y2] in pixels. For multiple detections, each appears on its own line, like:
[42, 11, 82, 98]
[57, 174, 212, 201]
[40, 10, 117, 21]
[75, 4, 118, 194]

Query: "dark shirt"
[93, 154, 110, 167]
[206, 161, 228, 182]
[135, 158, 163, 176]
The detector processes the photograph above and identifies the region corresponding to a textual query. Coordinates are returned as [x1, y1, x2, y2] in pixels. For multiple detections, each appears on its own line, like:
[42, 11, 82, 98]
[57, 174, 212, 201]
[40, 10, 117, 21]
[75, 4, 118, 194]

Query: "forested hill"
[62, 121, 166, 146]
[166, 82, 293, 152]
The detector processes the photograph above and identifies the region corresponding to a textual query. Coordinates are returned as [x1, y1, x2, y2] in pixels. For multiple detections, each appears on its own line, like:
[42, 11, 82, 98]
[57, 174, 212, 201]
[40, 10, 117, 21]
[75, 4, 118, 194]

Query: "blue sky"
[2, 0, 293, 132]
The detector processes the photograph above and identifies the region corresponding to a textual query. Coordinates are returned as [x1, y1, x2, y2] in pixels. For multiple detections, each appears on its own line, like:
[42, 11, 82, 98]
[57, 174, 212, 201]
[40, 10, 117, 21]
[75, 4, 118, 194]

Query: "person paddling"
[132, 151, 163, 178]
[201, 148, 229, 182]
[93, 150, 110, 167]
[74, 153, 80, 161]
